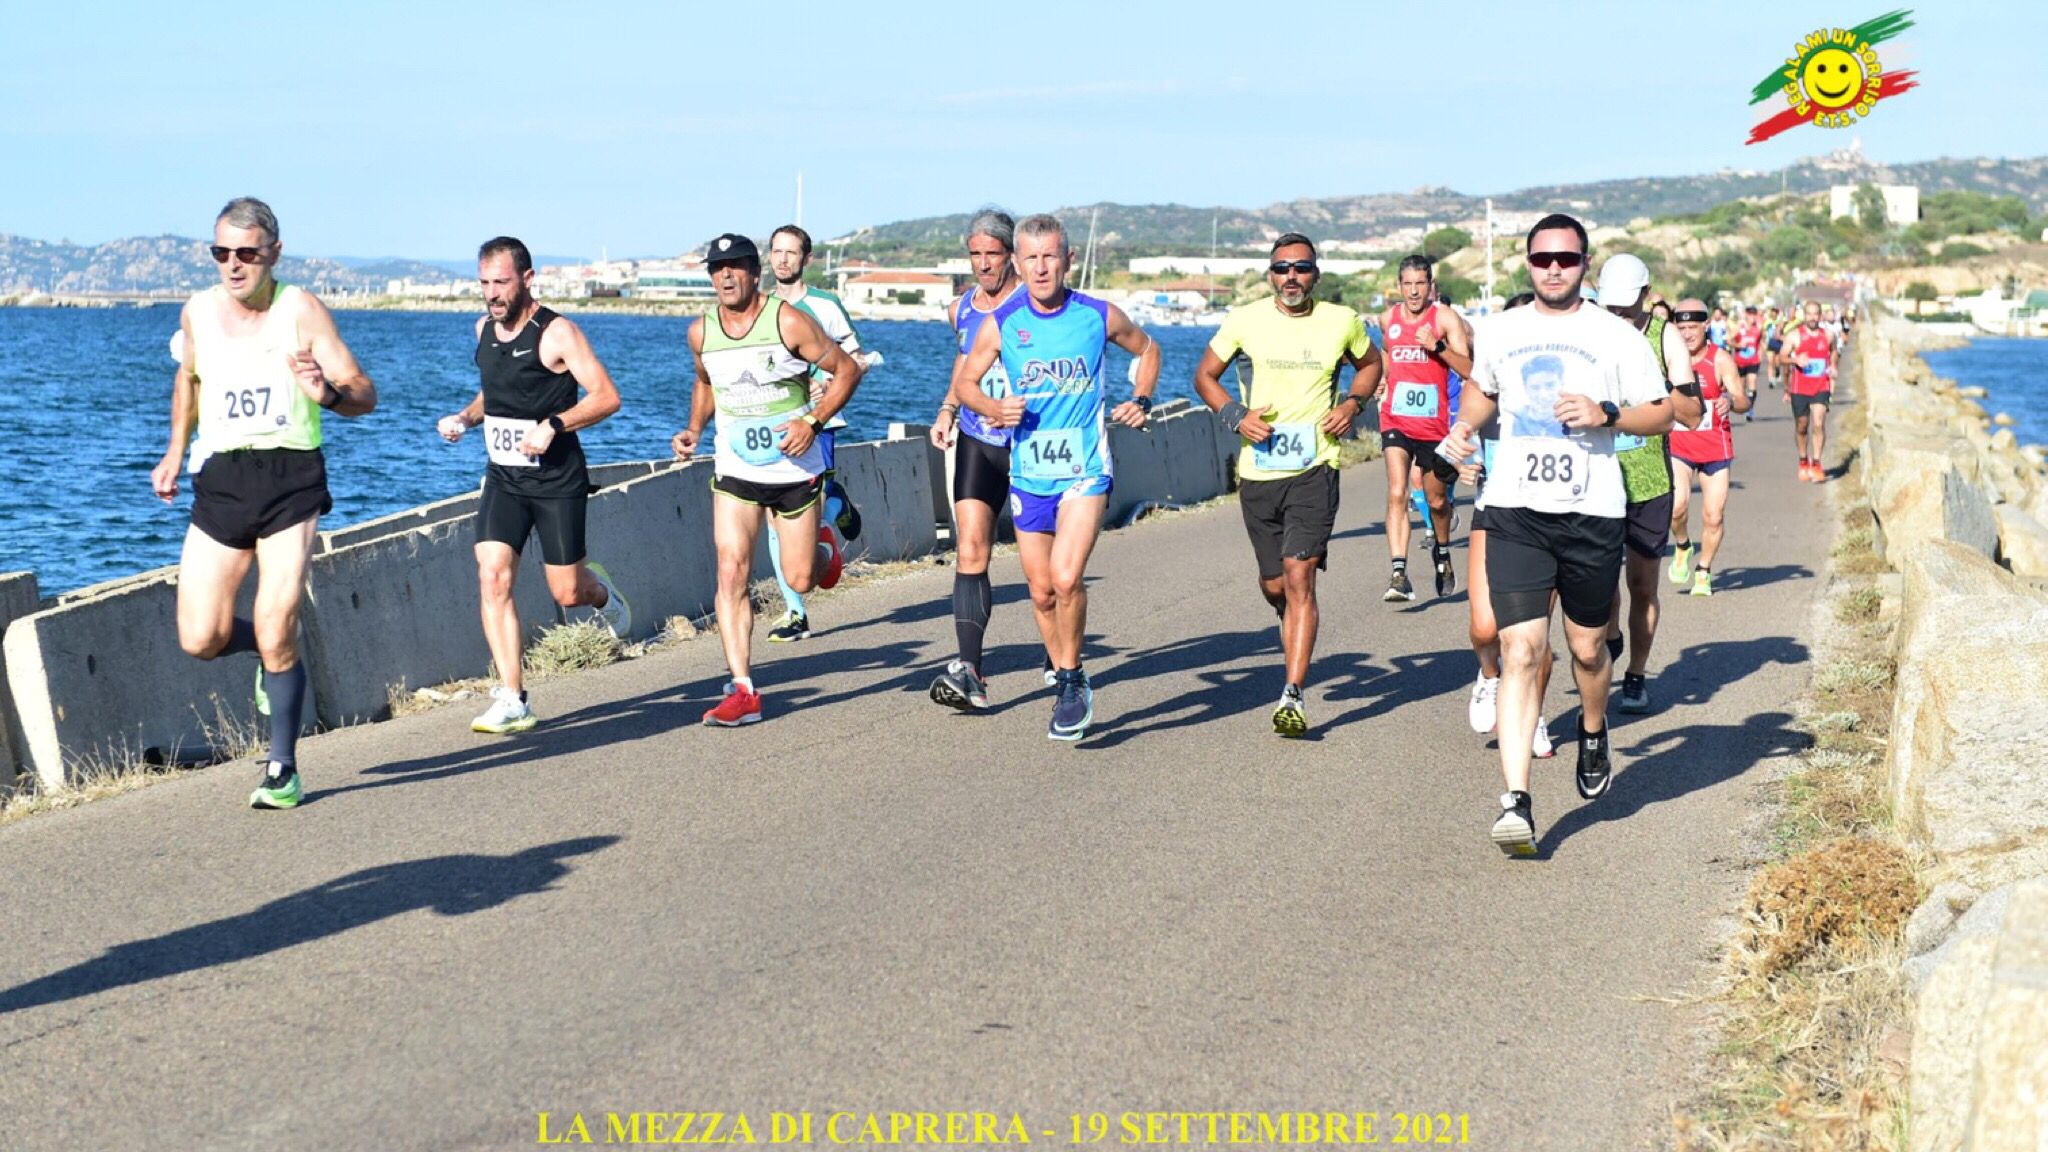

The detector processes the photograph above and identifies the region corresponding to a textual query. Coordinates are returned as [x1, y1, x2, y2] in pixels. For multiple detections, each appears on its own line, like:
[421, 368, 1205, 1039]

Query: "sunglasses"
[1268, 260, 1318, 276]
[1673, 310, 1711, 323]
[1526, 251, 1586, 269]
[209, 245, 271, 264]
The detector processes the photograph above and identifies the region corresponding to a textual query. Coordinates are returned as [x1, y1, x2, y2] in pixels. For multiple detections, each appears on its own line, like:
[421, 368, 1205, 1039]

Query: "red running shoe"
[702, 685, 762, 727]
[816, 526, 844, 590]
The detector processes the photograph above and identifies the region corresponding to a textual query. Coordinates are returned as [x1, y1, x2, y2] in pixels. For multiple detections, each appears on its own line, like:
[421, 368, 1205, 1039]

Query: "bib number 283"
[1523, 452, 1575, 485]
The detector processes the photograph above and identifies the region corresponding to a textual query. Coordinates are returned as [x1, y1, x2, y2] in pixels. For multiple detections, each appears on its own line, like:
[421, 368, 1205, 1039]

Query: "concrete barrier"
[888, 423, 953, 535]
[0, 571, 41, 779]
[830, 438, 938, 563]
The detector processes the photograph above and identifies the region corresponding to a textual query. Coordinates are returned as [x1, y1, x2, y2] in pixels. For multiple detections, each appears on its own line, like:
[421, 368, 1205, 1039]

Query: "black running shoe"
[1434, 555, 1455, 598]
[1383, 570, 1416, 603]
[1576, 732, 1613, 799]
[1491, 791, 1537, 856]
[1617, 673, 1650, 714]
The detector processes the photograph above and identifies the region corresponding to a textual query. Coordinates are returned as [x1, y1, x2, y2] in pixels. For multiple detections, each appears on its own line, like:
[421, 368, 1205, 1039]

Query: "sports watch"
[1599, 401, 1620, 428]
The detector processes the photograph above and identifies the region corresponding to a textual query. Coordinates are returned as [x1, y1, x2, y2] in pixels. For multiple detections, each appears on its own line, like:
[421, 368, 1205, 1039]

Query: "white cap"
[1596, 253, 1650, 309]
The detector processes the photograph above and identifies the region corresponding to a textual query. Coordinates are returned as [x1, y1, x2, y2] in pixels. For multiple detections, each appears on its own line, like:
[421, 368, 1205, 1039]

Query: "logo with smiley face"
[1745, 11, 1920, 145]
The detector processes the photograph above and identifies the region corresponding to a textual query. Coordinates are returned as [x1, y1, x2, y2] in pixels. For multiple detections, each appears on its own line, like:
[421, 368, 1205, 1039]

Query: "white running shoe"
[1468, 674, 1499, 734]
[1532, 715, 1555, 759]
[585, 562, 631, 638]
[471, 686, 536, 734]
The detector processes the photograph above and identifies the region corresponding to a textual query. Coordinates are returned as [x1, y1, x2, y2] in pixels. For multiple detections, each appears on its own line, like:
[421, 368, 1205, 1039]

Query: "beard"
[1534, 275, 1582, 308]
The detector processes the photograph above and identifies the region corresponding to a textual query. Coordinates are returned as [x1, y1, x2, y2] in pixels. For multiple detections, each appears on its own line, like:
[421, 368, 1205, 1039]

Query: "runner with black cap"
[438, 235, 630, 735]
[672, 232, 865, 727]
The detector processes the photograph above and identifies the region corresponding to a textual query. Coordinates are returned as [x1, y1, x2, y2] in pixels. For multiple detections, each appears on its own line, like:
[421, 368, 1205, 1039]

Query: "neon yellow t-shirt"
[1207, 299, 1371, 481]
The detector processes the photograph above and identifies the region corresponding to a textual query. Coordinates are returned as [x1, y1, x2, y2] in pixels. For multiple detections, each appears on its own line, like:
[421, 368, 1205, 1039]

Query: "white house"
[843, 271, 951, 306]
[1830, 184, 1920, 226]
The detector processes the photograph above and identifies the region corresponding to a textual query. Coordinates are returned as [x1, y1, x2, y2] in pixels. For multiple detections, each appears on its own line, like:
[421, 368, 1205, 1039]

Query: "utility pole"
[1484, 198, 1495, 311]
[794, 171, 804, 228]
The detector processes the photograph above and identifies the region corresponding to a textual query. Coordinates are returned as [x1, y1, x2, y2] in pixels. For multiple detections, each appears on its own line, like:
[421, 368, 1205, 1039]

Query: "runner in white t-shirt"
[1439, 213, 1674, 856]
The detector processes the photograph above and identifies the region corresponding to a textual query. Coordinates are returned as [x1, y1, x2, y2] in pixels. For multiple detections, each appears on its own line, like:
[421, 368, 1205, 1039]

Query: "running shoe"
[767, 612, 811, 643]
[1667, 543, 1693, 586]
[248, 762, 301, 810]
[1383, 570, 1416, 603]
[825, 478, 863, 542]
[1272, 686, 1307, 738]
[1048, 669, 1093, 741]
[702, 685, 762, 727]
[254, 667, 269, 718]
[1533, 715, 1555, 759]
[929, 659, 989, 711]
[471, 686, 537, 734]
[1468, 674, 1499, 734]
[585, 562, 632, 638]
[1690, 569, 1714, 597]
[816, 527, 844, 590]
[1576, 731, 1613, 799]
[1434, 555, 1456, 598]
[1491, 791, 1537, 856]
[1810, 464, 1828, 485]
[1617, 673, 1651, 714]
[1043, 656, 1058, 687]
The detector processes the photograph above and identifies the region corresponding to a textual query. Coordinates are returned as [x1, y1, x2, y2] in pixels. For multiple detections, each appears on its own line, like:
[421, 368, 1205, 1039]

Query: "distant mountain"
[340, 255, 590, 278]
[0, 235, 455, 295]
[840, 151, 2048, 254]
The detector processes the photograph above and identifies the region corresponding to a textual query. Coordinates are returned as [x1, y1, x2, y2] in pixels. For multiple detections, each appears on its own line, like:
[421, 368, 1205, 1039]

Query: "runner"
[1730, 305, 1763, 422]
[1438, 213, 1673, 855]
[1762, 305, 1785, 391]
[1193, 232, 1380, 736]
[148, 197, 379, 810]
[1374, 255, 1474, 601]
[951, 213, 1158, 741]
[438, 236, 629, 735]
[928, 211, 1027, 711]
[1778, 299, 1839, 482]
[1459, 291, 1556, 760]
[672, 233, 864, 726]
[1596, 253, 1703, 716]
[765, 224, 865, 642]
[1667, 297, 1750, 597]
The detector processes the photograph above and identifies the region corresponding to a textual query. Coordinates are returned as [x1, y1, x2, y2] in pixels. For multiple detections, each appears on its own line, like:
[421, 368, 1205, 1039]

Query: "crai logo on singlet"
[1015, 356, 1093, 395]
[1388, 346, 1431, 364]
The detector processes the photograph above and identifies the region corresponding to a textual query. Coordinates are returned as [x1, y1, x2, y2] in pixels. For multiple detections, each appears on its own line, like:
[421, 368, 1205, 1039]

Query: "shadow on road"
[1707, 564, 1815, 593]
[0, 836, 618, 1016]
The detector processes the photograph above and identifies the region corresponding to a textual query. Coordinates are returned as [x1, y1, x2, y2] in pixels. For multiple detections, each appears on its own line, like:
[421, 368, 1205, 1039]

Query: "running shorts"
[1380, 429, 1460, 485]
[190, 447, 333, 551]
[1625, 494, 1673, 559]
[477, 479, 587, 566]
[712, 473, 823, 519]
[1484, 506, 1624, 630]
[1009, 475, 1111, 534]
[1791, 391, 1832, 418]
[953, 434, 1011, 510]
[1238, 463, 1338, 579]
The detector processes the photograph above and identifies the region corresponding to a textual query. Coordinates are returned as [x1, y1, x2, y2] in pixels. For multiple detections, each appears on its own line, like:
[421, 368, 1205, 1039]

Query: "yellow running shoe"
[1689, 568, 1713, 597]
[1667, 543, 1692, 586]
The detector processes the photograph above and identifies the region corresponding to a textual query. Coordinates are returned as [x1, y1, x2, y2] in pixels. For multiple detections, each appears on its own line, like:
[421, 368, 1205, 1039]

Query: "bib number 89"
[1525, 452, 1575, 484]
[743, 425, 779, 454]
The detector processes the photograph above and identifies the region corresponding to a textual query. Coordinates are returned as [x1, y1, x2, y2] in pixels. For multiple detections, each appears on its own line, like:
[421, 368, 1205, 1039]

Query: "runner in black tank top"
[439, 236, 630, 736]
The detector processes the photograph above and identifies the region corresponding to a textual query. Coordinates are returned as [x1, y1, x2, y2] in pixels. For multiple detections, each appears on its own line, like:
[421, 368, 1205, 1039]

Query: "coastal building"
[1830, 183, 1920, 226]
[631, 260, 715, 300]
[1126, 256, 1385, 277]
[842, 271, 949, 306]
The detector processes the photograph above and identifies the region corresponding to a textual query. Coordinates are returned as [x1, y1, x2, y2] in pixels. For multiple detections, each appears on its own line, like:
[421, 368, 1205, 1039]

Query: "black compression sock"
[221, 618, 259, 656]
[264, 663, 308, 769]
[952, 571, 992, 671]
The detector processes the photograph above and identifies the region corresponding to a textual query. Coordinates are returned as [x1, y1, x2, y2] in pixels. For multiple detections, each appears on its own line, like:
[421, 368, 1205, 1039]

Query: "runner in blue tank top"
[953, 213, 1158, 742]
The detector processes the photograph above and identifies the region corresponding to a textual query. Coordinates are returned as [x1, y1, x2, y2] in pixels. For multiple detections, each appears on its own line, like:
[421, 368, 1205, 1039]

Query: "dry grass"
[1736, 838, 1918, 981]
[2, 694, 270, 827]
[1834, 587, 1882, 624]
[525, 620, 624, 676]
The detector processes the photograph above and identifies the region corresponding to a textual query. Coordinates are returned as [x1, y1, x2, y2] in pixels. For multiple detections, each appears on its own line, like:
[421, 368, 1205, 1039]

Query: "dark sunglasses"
[1526, 251, 1586, 269]
[1673, 310, 1711, 323]
[1268, 260, 1318, 276]
[209, 245, 270, 264]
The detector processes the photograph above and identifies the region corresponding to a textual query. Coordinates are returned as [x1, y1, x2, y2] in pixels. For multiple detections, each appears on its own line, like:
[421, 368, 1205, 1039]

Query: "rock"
[1965, 879, 2048, 1149]
[2022, 445, 2047, 469]
[1867, 429, 1989, 561]
[1912, 934, 2000, 1152]
[1959, 385, 1990, 398]
[1991, 428, 2020, 453]
[1993, 411, 2016, 426]
[1906, 881, 1983, 958]
[1889, 543, 2048, 892]
[1943, 469, 2001, 557]
[1997, 507, 2048, 578]
[1907, 881, 2017, 991]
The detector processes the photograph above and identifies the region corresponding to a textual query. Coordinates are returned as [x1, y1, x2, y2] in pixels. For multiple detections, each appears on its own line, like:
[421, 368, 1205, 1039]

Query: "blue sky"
[5, 1, 2043, 260]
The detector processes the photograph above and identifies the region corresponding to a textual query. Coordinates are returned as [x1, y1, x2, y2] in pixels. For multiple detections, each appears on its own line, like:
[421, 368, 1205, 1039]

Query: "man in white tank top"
[148, 197, 378, 810]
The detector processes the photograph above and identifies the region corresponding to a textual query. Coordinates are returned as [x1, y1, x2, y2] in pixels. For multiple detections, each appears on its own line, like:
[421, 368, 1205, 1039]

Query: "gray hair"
[216, 196, 280, 244]
[1015, 213, 1066, 250]
[966, 208, 1015, 251]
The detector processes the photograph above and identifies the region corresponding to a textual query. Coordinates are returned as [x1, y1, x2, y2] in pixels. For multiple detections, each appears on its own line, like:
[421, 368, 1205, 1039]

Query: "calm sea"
[1918, 336, 2048, 451]
[0, 307, 1217, 594]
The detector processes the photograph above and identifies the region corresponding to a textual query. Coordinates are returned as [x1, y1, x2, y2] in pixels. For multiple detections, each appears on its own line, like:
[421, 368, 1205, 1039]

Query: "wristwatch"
[1600, 401, 1621, 428]
[801, 413, 824, 430]
[1132, 395, 1154, 414]
[546, 415, 567, 434]
[1432, 336, 1449, 355]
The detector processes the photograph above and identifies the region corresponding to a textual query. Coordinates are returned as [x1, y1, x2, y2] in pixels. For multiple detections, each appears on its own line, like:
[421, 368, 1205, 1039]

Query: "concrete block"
[587, 461, 661, 489]
[831, 438, 939, 563]
[1966, 878, 2048, 1150]
[581, 459, 724, 634]
[888, 423, 952, 532]
[0, 570, 42, 778]
[318, 489, 480, 553]
[301, 518, 556, 727]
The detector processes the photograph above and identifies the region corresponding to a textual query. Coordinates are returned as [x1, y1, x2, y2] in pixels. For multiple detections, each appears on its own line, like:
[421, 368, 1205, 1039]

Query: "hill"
[0, 234, 451, 296]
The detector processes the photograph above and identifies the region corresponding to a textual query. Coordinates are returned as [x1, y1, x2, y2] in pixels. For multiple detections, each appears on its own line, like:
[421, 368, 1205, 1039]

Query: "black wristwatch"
[546, 415, 567, 434]
[1599, 401, 1621, 428]
[1339, 394, 1365, 411]
[1132, 395, 1154, 414]
[1432, 336, 1449, 355]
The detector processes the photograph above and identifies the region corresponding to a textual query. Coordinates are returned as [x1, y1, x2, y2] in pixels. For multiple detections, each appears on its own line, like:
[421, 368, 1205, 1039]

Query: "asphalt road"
[0, 389, 1833, 1150]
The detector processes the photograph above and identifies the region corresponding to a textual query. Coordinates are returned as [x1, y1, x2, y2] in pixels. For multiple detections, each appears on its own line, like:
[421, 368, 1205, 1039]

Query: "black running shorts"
[190, 447, 333, 551]
[1790, 391, 1832, 418]
[477, 479, 587, 566]
[712, 472, 823, 518]
[1484, 505, 1624, 630]
[1379, 429, 1460, 485]
[1625, 493, 1673, 560]
[1239, 463, 1339, 580]
[953, 435, 1011, 510]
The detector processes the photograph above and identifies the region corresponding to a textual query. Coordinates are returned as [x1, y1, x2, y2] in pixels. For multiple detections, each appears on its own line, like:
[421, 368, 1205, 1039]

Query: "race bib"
[1506, 440, 1590, 500]
[1614, 433, 1646, 452]
[1017, 428, 1085, 480]
[1252, 423, 1316, 471]
[1801, 358, 1828, 376]
[1738, 346, 1756, 359]
[1694, 403, 1717, 432]
[728, 417, 788, 467]
[1390, 382, 1439, 419]
[483, 416, 540, 468]
[978, 364, 1010, 400]
[209, 383, 288, 437]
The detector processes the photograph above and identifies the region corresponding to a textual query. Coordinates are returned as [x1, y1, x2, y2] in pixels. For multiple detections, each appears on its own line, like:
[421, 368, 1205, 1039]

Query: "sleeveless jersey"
[786, 287, 857, 430]
[954, 284, 1022, 447]
[475, 306, 587, 497]
[1615, 314, 1674, 502]
[994, 290, 1113, 496]
[1670, 346, 1733, 465]
[1789, 326, 1834, 396]
[186, 282, 322, 470]
[1732, 319, 1762, 369]
[1378, 303, 1454, 441]
[699, 298, 824, 483]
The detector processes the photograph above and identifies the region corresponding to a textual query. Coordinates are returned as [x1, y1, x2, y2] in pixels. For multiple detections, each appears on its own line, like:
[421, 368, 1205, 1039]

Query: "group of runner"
[157, 198, 1836, 854]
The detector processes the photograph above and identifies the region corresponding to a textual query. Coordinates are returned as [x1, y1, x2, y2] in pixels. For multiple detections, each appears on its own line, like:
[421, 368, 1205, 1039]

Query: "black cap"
[705, 233, 759, 265]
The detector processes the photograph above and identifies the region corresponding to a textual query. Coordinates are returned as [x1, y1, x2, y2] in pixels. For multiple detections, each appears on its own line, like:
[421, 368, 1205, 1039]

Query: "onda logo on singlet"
[1015, 357, 1093, 393]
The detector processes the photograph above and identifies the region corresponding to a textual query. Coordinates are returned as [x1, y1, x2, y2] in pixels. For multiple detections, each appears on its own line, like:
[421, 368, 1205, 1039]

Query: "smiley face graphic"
[1801, 46, 1865, 110]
